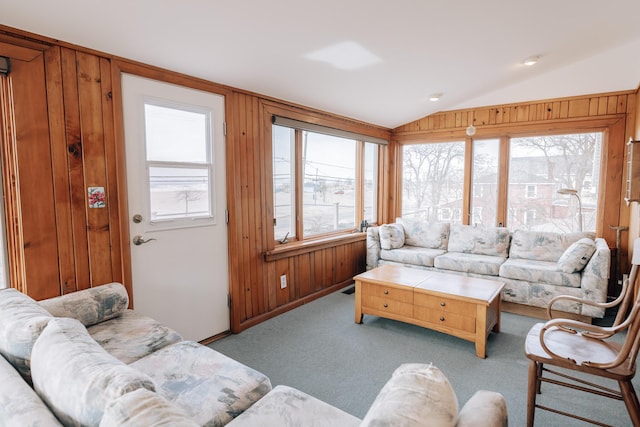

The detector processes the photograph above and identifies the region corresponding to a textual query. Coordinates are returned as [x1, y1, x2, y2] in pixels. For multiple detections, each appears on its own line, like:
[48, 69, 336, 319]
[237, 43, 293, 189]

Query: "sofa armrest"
[366, 227, 381, 270]
[579, 238, 610, 318]
[39, 282, 129, 327]
[456, 390, 508, 427]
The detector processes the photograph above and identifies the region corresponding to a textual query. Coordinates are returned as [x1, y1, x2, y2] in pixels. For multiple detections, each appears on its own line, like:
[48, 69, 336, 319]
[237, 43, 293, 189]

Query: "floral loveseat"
[0, 283, 509, 426]
[366, 217, 610, 319]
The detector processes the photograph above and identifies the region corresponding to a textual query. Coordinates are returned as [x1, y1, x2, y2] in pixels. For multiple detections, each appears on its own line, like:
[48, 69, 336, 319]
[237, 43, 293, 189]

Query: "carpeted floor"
[209, 287, 636, 426]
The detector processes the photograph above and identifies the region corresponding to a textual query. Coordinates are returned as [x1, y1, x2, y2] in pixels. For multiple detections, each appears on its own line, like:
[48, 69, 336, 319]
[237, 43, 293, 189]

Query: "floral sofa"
[366, 217, 611, 319]
[0, 283, 271, 426]
[0, 283, 508, 426]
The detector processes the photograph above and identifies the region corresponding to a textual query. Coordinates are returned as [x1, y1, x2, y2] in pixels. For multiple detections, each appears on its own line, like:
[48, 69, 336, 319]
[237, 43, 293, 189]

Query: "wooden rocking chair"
[525, 237, 640, 427]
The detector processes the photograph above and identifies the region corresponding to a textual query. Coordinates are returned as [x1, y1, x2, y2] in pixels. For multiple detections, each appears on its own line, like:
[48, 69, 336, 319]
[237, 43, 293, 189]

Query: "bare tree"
[515, 133, 597, 193]
[403, 142, 464, 220]
[176, 188, 202, 214]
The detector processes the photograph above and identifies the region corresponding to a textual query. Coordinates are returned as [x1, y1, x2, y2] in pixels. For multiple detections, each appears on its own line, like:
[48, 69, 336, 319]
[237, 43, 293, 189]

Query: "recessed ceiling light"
[429, 93, 443, 101]
[522, 56, 539, 66]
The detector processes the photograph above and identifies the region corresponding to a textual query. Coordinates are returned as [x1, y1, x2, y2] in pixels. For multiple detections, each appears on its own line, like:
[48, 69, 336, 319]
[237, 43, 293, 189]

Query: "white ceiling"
[2, 1, 640, 129]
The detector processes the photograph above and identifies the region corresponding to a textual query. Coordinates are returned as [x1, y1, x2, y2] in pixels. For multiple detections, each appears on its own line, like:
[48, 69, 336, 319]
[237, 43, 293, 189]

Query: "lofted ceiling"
[1, 1, 640, 129]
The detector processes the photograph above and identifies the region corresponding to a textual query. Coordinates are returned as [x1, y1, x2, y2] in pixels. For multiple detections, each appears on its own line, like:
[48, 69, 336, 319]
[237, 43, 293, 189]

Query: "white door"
[121, 74, 229, 342]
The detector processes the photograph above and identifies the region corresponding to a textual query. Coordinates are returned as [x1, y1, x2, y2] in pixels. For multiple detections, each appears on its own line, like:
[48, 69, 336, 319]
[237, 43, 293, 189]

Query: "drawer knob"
[440, 316, 445, 322]
[384, 290, 389, 295]
[383, 303, 388, 308]
[440, 301, 446, 307]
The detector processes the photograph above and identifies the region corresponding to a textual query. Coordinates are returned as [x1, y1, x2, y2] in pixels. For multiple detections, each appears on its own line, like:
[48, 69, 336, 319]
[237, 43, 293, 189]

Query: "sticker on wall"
[88, 186, 106, 208]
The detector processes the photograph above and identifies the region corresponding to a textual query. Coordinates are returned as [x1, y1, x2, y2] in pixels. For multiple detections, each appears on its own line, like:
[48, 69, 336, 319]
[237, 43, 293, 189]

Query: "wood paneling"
[226, 94, 375, 331]
[396, 92, 633, 136]
[0, 41, 124, 300]
[8, 53, 60, 299]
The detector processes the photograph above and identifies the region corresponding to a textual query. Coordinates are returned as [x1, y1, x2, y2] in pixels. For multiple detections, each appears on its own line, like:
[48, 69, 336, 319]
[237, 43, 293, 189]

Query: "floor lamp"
[557, 188, 583, 232]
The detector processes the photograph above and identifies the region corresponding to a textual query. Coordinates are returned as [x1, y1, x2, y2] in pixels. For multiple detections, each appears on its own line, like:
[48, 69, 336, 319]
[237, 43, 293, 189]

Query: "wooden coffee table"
[354, 264, 504, 358]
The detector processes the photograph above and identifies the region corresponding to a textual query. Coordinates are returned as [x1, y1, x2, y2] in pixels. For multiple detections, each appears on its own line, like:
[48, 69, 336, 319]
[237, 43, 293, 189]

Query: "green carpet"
[209, 288, 636, 426]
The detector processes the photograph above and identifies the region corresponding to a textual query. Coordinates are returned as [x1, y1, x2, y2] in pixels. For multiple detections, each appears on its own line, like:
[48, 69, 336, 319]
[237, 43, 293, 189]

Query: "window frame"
[140, 99, 217, 232]
[395, 119, 621, 239]
[266, 106, 387, 247]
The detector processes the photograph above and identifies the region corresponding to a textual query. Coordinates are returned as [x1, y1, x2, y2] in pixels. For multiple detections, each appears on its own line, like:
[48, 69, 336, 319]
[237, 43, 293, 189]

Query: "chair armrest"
[366, 227, 381, 270]
[456, 390, 508, 427]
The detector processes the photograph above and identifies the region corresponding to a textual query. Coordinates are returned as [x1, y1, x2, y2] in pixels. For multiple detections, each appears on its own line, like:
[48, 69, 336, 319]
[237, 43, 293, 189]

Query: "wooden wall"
[0, 32, 126, 300]
[392, 91, 637, 272]
[225, 93, 382, 331]
[630, 87, 640, 262]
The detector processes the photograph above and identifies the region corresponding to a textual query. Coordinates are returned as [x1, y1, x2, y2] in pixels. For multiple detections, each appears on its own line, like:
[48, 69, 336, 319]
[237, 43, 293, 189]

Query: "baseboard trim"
[501, 301, 592, 324]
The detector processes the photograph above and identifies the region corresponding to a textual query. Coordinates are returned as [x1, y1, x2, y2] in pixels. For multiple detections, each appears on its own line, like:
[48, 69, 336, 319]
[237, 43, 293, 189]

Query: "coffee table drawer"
[363, 295, 413, 317]
[414, 306, 476, 333]
[362, 282, 413, 303]
[414, 292, 475, 316]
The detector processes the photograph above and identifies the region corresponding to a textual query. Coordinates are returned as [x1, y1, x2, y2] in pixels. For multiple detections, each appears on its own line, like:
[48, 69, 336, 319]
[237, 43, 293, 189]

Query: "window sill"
[264, 232, 366, 262]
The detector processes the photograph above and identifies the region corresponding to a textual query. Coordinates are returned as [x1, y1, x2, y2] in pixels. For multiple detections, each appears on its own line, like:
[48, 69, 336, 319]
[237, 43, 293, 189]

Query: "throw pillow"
[379, 223, 405, 250]
[557, 238, 596, 273]
[361, 363, 458, 427]
[31, 317, 156, 426]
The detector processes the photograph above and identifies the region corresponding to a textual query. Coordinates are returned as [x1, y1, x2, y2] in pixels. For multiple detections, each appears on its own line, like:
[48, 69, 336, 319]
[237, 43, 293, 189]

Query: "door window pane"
[149, 167, 211, 221]
[145, 104, 209, 163]
[471, 139, 499, 226]
[273, 125, 296, 241]
[402, 141, 465, 222]
[507, 132, 602, 232]
[303, 132, 356, 236]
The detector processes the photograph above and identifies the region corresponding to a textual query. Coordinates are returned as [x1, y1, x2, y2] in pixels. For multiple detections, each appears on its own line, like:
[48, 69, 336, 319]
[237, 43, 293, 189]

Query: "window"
[272, 119, 382, 243]
[507, 132, 602, 232]
[399, 131, 603, 233]
[144, 103, 215, 228]
[526, 185, 537, 199]
[402, 141, 465, 222]
[471, 139, 499, 226]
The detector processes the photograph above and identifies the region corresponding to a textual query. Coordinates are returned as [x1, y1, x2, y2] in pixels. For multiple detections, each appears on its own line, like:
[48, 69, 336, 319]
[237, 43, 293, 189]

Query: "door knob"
[132, 214, 143, 223]
[133, 235, 156, 245]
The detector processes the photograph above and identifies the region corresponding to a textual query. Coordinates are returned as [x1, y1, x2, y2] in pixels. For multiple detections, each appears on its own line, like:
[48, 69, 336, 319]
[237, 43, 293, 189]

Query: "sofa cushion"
[434, 253, 505, 276]
[0, 354, 63, 426]
[397, 218, 450, 249]
[499, 258, 581, 288]
[0, 288, 52, 382]
[39, 282, 129, 327]
[226, 385, 361, 427]
[31, 318, 156, 426]
[361, 363, 458, 427]
[131, 340, 272, 426]
[381, 246, 446, 268]
[447, 224, 510, 257]
[100, 388, 198, 427]
[509, 230, 595, 262]
[87, 310, 183, 364]
[557, 238, 596, 273]
[379, 223, 405, 250]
